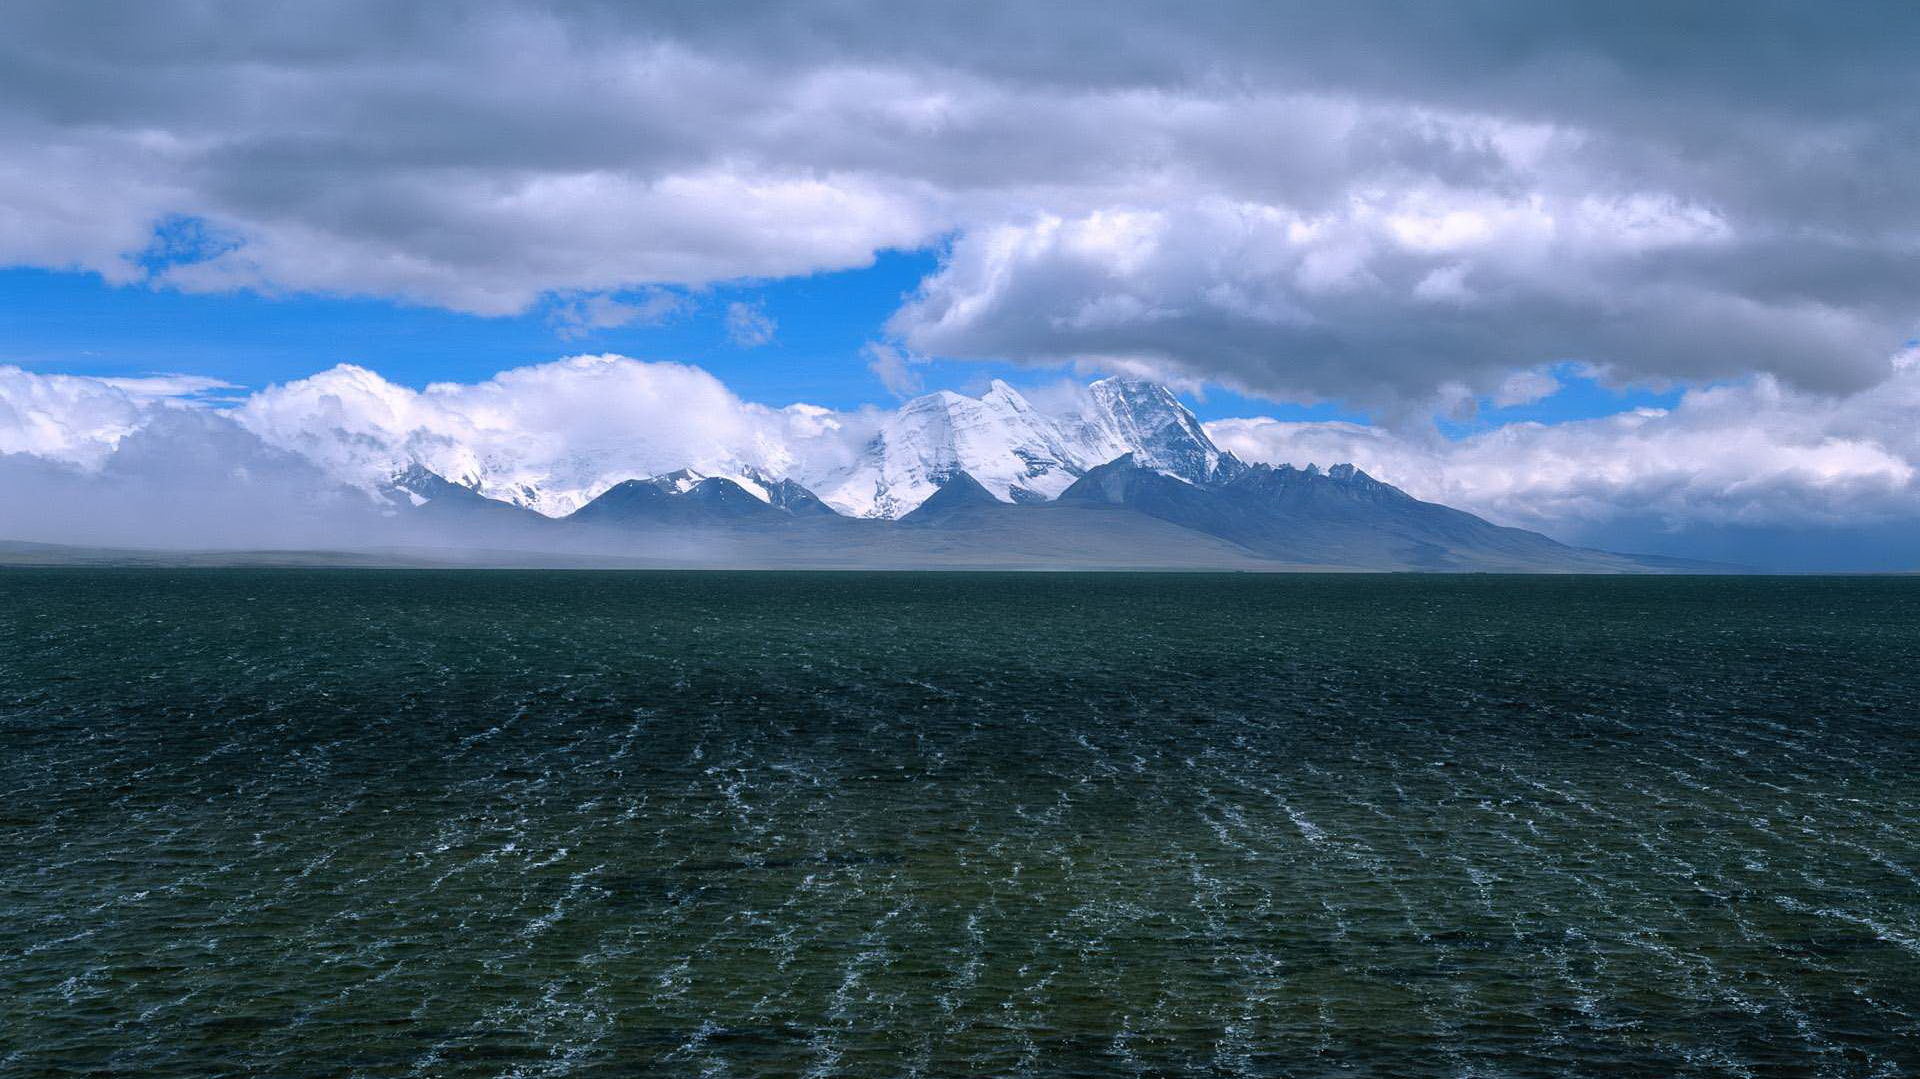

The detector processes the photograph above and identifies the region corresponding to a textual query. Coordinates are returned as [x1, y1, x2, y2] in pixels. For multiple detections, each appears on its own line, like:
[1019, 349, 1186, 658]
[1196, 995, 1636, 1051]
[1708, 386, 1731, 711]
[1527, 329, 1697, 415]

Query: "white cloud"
[724, 300, 777, 348]
[0, 366, 224, 467]
[235, 355, 868, 516]
[94, 374, 240, 399]
[864, 342, 926, 397]
[890, 194, 1899, 408]
[1207, 354, 1920, 537]
[129, 167, 941, 317]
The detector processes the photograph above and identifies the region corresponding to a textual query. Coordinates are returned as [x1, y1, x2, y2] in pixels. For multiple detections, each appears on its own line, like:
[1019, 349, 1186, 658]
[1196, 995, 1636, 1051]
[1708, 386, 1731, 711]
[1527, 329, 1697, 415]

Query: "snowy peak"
[342, 373, 1239, 522]
[1083, 377, 1227, 484]
[590, 465, 830, 516]
[383, 462, 473, 507]
[646, 468, 711, 496]
[571, 474, 781, 526]
[803, 375, 1245, 518]
[743, 467, 839, 516]
[556, 464, 839, 527]
[812, 380, 1095, 518]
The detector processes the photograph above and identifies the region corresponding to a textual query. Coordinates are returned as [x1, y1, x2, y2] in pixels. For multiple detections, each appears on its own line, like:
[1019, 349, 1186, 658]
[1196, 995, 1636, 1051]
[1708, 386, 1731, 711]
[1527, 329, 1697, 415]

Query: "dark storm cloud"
[0, 1, 1915, 403]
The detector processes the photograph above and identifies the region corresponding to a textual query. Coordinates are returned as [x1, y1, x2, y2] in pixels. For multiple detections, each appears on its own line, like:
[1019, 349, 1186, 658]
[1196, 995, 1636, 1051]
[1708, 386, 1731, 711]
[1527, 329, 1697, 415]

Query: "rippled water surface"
[2, 569, 1918, 1077]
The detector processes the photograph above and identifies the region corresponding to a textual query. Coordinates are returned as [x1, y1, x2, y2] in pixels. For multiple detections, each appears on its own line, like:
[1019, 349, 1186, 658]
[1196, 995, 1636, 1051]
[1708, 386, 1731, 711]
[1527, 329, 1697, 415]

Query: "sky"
[2, 1, 1918, 567]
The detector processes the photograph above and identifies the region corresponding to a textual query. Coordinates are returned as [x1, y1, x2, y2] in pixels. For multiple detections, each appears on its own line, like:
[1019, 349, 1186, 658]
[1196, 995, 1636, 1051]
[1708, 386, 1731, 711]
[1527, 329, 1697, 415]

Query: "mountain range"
[353, 378, 1713, 573]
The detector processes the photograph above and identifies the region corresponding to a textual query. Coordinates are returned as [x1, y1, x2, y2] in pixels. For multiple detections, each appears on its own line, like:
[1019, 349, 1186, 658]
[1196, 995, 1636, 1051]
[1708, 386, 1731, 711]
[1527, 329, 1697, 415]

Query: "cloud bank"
[5, 355, 1920, 567]
[233, 357, 866, 517]
[1208, 350, 1920, 567]
[2, 2, 1915, 409]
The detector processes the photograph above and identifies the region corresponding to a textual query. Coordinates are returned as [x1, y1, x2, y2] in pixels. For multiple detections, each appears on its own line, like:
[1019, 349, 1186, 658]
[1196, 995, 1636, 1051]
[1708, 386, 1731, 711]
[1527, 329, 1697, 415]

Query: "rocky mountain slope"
[384, 454, 1718, 574]
[147, 374, 1725, 572]
[1054, 455, 1659, 572]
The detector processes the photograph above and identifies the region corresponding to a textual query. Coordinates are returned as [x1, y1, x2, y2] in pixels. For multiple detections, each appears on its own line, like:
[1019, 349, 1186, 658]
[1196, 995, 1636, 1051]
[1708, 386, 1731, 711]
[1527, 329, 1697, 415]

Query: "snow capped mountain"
[234, 358, 858, 519]
[640, 465, 839, 516]
[1080, 378, 1237, 484]
[808, 380, 1098, 517]
[369, 373, 1243, 520]
[239, 357, 1247, 520]
[570, 472, 790, 527]
[803, 376, 1236, 517]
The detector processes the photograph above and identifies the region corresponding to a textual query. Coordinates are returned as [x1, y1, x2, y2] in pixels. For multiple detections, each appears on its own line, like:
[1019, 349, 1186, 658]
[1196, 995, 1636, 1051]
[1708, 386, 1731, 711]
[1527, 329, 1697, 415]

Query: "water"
[1, 569, 1916, 1077]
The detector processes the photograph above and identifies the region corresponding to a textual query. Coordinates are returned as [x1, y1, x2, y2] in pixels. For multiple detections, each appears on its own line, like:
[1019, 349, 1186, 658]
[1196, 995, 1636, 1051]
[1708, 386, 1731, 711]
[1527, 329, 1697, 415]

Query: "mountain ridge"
[374, 447, 1731, 573]
[179, 375, 1737, 572]
[357, 375, 1233, 521]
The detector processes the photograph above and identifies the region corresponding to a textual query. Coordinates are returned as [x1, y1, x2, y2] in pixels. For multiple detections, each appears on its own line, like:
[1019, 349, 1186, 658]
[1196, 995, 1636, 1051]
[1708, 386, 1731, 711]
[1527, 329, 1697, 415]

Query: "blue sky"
[1, 258, 1683, 430]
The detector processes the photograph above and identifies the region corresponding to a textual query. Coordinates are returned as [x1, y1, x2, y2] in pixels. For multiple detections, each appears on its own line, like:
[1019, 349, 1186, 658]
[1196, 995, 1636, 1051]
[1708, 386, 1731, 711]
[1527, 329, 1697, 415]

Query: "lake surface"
[2, 569, 1916, 1077]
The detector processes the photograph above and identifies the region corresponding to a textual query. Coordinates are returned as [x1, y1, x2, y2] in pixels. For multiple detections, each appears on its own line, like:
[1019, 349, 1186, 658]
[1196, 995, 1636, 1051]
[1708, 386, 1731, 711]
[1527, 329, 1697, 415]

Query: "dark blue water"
[2, 570, 1917, 1077]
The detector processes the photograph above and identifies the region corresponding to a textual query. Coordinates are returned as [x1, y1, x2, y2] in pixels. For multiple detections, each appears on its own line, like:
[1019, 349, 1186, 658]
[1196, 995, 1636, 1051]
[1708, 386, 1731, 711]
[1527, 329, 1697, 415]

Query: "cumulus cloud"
[0, 2, 1914, 403]
[889, 195, 1903, 409]
[0, 366, 232, 467]
[1207, 351, 1920, 559]
[0, 357, 879, 546]
[235, 355, 868, 516]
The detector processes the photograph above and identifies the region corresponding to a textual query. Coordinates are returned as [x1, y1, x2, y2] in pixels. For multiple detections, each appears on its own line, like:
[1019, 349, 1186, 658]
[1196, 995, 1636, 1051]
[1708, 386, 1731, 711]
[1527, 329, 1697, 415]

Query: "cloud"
[0, 2, 1912, 402]
[1489, 366, 1564, 410]
[5, 352, 1920, 565]
[0, 365, 227, 467]
[93, 374, 241, 399]
[547, 289, 689, 339]
[0, 406, 383, 551]
[724, 300, 777, 347]
[1206, 351, 1920, 558]
[234, 355, 868, 516]
[863, 342, 925, 397]
[889, 196, 1903, 410]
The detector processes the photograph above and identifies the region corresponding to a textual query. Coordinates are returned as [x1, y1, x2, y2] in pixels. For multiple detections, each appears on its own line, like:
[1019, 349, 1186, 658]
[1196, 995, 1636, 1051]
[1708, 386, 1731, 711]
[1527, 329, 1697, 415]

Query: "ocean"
[2, 569, 1916, 1076]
